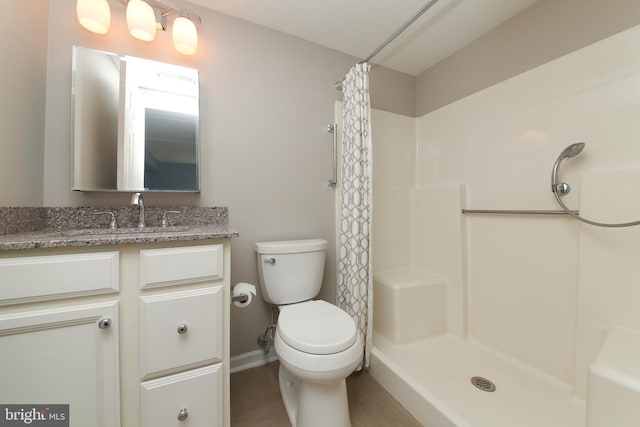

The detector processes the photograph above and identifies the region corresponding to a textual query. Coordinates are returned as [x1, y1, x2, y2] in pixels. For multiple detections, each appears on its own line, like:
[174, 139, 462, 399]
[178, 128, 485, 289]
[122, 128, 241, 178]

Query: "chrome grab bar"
[462, 209, 579, 215]
[327, 123, 337, 187]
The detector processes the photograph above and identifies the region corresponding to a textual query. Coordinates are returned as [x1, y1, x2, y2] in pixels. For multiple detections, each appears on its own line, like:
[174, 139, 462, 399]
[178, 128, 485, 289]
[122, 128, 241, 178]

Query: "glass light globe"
[77, 0, 111, 34]
[127, 0, 156, 42]
[173, 16, 198, 55]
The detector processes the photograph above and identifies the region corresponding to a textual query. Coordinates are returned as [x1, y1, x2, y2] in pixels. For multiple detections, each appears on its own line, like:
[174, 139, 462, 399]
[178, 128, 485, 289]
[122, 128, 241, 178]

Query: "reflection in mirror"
[71, 46, 199, 192]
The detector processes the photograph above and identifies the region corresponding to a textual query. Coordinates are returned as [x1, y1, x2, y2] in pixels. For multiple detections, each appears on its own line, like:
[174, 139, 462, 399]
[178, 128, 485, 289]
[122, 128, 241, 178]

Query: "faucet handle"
[91, 211, 118, 229]
[161, 210, 181, 227]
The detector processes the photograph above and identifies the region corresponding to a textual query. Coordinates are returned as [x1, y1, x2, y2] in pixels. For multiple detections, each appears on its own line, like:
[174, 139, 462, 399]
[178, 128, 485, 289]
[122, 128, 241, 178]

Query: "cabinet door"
[141, 364, 222, 427]
[0, 302, 120, 427]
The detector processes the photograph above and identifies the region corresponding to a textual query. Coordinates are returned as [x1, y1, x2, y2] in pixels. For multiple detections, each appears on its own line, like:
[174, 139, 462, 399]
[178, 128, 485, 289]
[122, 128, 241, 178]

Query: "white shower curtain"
[337, 63, 373, 370]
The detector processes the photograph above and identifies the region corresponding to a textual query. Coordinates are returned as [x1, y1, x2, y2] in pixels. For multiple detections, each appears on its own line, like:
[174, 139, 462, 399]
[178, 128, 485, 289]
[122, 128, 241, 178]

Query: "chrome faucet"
[131, 192, 145, 228]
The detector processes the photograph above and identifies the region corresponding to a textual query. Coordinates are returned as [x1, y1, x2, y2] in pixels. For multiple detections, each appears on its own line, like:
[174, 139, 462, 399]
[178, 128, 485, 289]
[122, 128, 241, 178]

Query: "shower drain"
[470, 376, 496, 392]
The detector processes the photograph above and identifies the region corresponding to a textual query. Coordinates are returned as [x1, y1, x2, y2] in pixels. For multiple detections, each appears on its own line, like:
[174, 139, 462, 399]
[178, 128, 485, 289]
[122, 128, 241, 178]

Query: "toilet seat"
[278, 300, 357, 355]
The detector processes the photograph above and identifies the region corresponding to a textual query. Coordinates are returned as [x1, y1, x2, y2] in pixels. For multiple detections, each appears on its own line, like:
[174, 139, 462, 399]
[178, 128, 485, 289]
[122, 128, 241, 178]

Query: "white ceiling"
[185, 0, 538, 76]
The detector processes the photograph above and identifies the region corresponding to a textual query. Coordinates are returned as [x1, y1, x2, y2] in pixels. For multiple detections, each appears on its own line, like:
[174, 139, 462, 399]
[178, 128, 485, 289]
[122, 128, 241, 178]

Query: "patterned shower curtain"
[337, 63, 373, 370]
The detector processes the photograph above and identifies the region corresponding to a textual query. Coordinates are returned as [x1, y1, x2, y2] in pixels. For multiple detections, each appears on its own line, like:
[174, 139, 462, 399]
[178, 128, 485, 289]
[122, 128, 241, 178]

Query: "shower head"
[558, 142, 586, 160]
[551, 142, 586, 195]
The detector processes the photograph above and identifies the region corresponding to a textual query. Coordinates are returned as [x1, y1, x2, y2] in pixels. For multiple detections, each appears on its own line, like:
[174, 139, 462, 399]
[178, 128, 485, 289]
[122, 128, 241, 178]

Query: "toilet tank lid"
[255, 239, 327, 254]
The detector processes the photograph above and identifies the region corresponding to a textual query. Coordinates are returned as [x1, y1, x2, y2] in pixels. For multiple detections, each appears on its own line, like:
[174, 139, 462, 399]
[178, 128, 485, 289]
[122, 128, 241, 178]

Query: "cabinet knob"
[177, 323, 188, 334]
[177, 407, 189, 421]
[98, 318, 112, 329]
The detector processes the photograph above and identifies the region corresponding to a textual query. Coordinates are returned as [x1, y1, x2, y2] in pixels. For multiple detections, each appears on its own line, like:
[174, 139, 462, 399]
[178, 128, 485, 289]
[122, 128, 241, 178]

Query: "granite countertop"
[0, 206, 239, 251]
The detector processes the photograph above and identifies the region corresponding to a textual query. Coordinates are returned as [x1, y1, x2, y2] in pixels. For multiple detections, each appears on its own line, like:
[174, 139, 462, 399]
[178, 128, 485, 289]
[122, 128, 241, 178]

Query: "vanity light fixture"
[77, 0, 111, 34]
[76, 0, 201, 55]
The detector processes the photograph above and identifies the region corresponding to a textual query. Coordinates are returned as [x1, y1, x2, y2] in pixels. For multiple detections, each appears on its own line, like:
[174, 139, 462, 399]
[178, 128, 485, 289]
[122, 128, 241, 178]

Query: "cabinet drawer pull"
[177, 323, 188, 334]
[98, 318, 112, 329]
[177, 407, 189, 421]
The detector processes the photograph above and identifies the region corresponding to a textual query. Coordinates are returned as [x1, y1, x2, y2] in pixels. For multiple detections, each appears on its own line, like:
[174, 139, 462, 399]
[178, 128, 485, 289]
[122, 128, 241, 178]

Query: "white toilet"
[255, 239, 363, 427]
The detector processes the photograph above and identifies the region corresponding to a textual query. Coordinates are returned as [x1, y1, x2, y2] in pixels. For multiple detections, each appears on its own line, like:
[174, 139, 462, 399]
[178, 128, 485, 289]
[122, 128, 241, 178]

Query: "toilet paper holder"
[231, 282, 257, 307]
[231, 293, 249, 304]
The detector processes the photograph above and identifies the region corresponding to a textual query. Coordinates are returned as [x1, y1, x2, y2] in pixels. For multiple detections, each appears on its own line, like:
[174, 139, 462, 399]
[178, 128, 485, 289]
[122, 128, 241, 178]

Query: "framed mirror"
[71, 46, 199, 192]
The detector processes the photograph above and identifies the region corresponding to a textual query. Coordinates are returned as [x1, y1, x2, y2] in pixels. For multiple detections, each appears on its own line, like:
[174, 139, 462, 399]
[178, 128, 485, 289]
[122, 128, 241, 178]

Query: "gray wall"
[1, 0, 414, 356]
[416, 0, 640, 116]
[0, 0, 48, 206]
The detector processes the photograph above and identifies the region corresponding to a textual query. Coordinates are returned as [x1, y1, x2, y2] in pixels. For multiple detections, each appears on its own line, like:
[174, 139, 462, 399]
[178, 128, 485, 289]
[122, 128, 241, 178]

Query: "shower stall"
[356, 23, 640, 427]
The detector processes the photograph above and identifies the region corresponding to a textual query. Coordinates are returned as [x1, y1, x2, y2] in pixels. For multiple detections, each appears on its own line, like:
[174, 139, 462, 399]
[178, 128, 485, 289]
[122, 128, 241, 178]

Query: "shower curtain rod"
[360, 0, 442, 64]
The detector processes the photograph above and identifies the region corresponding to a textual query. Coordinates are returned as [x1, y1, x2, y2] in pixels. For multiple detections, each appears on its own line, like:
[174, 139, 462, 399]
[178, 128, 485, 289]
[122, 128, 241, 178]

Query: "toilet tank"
[255, 239, 327, 305]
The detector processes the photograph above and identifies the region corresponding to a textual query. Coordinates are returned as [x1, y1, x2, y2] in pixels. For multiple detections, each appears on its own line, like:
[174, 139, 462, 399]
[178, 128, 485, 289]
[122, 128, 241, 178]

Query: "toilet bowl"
[275, 300, 362, 427]
[255, 239, 363, 427]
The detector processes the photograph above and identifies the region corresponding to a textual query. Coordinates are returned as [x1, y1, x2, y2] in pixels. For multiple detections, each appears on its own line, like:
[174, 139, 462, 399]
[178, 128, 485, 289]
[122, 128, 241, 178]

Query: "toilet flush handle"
[265, 257, 276, 264]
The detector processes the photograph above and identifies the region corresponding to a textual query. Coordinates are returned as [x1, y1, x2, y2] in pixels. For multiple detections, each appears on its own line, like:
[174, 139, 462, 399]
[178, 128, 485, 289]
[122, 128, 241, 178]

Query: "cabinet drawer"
[140, 287, 222, 378]
[141, 364, 223, 427]
[139, 244, 223, 289]
[0, 252, 119, 305]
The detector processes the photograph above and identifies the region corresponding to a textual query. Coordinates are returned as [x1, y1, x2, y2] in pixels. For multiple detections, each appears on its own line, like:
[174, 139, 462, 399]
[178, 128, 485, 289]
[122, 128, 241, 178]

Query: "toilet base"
[279, 364, 351, 427]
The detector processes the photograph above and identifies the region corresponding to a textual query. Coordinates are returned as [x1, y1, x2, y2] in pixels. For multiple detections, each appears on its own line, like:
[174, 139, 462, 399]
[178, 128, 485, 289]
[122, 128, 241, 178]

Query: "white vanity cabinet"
[0, 239, 231, 427]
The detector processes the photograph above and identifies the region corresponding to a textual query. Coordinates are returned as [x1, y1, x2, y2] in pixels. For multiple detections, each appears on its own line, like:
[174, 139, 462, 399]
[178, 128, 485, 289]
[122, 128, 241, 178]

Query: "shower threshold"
[369, 334, 586, 427]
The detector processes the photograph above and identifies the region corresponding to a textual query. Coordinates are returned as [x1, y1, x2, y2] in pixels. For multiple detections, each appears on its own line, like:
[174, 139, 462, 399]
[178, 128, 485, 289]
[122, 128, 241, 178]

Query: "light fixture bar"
[113, 0, 201, 25]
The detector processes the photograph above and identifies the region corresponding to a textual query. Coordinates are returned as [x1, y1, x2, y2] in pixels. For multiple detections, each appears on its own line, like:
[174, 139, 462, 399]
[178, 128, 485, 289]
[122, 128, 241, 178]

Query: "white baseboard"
[230, 349, 279, 374]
